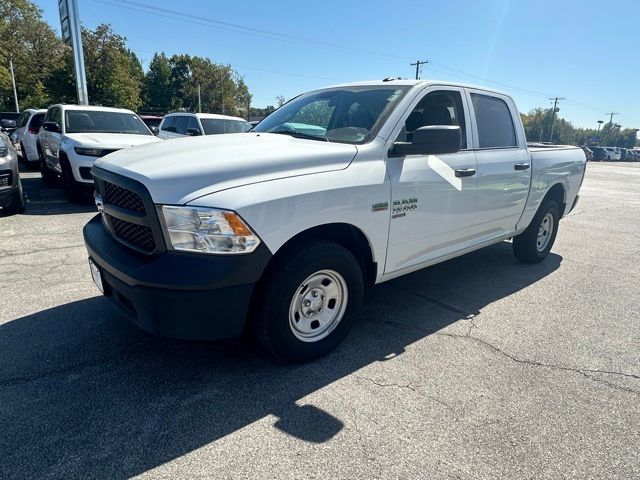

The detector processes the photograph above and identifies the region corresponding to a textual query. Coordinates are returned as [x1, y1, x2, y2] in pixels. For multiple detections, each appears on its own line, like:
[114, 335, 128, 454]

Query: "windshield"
[254, 86, 409, 144]
[65, 110, 151, 135]
[201, 118, 252, 135]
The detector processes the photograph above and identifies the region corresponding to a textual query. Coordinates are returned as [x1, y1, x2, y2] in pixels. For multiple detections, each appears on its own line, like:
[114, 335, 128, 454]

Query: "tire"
[3, 180, 25, 215]
[253, 240, 364, 362]
[60, 155, 86, 203]
[513, 199, 560, 264]
[38, 145, 57, 185]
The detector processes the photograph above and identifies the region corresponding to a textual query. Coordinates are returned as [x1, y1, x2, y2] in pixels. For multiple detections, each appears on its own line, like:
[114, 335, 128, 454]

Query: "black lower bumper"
[0, 185, 18, 207]
[83, 214, 272, 340]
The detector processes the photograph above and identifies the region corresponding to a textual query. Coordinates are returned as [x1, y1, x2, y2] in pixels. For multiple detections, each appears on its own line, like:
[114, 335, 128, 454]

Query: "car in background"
[588, 146, 608, 161]
[0, 132, 25, 215]
[629, 149, 640, 160]
[37, 104, 161, 202]
[12, 108, 46, 166]
[139, 114, 163, 135]
[603, 147, 621, 161]
[0, 112, 21, 135]
[580, 146, 593, 161]
[158, 113, 252, 140]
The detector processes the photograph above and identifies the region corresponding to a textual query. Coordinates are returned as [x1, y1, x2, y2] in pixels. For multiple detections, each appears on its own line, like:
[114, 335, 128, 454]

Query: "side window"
[30, 113, 45, 130]
[403, 90, 467, 148]
[53, 108, 62, 126]
[174, 116, 188, 135]
[470, 93, 517, 148]
[161, 116, 176, 132]
[186, 116, 200, 133]
[45, 108, 54, 122]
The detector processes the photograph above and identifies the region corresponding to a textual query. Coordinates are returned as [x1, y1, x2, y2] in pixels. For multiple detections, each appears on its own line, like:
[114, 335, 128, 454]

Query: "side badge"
[372, 202, 388, 212]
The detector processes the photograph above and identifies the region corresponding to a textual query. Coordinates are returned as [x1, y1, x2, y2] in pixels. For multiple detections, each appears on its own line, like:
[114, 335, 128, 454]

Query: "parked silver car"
[0, 132, 25, 214]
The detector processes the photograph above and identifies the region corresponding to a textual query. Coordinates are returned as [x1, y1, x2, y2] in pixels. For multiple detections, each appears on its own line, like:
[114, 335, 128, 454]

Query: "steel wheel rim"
[288, 269, 348, 343]
[536, 213, 554, 252]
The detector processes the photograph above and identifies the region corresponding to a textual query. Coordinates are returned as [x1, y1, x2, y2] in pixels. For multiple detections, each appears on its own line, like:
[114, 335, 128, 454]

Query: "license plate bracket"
[89, 259, 104, 294]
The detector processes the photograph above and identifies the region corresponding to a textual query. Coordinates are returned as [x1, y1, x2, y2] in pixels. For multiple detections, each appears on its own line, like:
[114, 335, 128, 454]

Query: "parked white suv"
[11, 108, 46, 165]
[37, 105, 160, 201]
[158, 112, 252, 140]
[604, 147, 621, 161]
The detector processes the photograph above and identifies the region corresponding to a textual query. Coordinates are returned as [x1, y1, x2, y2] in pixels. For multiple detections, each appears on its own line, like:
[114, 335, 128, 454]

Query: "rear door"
[466, 90, 531, 241]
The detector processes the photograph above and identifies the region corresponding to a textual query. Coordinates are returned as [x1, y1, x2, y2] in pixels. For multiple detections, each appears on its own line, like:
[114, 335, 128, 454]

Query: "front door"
[384, 87, 479, 275]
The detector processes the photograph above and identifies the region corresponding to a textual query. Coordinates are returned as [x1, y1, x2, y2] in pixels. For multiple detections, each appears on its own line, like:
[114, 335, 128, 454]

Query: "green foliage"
[0, 0, 65, 110]
[143, 53, 173, 112]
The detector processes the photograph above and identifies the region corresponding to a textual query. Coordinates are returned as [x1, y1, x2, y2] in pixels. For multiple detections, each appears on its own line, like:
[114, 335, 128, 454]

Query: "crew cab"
[37, 105, 160, 201]
[83, 80, 586, 362]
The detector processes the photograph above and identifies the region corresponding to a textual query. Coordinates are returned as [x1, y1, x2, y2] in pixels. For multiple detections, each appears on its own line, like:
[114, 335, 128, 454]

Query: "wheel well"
[544, 183, 566, 217]
[267, 223, 377, 287]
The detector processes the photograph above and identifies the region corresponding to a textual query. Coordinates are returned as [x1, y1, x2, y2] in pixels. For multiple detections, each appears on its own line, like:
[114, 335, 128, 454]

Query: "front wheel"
[513, 199, 560, 263]
[253, 241, 364, 362]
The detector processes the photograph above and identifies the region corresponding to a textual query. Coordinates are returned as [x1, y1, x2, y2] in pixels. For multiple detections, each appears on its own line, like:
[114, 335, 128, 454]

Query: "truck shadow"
[0, 243, 561, 479]
[18, 171, 96, 216]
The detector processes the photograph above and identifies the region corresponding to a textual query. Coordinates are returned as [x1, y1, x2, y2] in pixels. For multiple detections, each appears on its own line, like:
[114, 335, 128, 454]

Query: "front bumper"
[83, 214, 272, 340]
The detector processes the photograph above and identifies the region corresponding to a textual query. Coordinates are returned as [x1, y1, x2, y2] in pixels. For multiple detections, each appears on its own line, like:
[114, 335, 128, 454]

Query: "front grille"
[110, 216, 156, 252]
[93, 169, 163, 255]
[0, 171, 12, 188]
[104, 181, 145, 212]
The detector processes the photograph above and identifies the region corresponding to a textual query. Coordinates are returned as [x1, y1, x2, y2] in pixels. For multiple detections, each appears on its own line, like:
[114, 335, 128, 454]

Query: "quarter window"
[470, 94, 517, 148]
[161, 116, 176, 132]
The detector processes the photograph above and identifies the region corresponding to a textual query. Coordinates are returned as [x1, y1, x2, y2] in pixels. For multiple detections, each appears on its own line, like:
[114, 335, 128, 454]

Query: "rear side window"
[470, 93, 517, 148]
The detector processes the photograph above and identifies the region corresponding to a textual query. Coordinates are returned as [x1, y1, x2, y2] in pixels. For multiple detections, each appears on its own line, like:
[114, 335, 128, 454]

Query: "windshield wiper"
[271, 130, 329, 142]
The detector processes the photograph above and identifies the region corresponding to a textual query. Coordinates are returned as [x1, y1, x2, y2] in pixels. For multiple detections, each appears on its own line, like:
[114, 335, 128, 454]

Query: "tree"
[46, 24, 144, 110]
[276, 95, 286, 107]
[143, 53, 173, 112]
[0, 0, 65, 110]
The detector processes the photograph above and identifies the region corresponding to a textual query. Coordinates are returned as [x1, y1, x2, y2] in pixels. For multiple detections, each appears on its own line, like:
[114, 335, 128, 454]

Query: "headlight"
[74, 147, 110, 157]
[161, 206, 260, 254]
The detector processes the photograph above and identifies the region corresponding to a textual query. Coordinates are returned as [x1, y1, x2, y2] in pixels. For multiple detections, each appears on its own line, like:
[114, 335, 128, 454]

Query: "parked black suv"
[588, 146, 607, 161]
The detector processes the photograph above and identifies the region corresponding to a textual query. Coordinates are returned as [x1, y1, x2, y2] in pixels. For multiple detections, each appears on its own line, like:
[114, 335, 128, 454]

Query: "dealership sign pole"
[59, 0, 88, 105]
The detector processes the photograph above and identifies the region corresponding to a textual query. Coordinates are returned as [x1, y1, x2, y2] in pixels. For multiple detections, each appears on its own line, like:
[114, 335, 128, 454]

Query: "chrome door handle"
[514, 163, 530, 170]
[454, 168, 476, 177]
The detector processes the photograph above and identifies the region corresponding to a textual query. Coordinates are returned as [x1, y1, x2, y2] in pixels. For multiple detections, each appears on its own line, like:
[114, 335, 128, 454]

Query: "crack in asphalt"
[0, 243, 86, 260]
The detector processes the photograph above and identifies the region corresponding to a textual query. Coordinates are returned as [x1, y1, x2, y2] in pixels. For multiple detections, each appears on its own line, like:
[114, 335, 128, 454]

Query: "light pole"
[596, 120, 604, 145]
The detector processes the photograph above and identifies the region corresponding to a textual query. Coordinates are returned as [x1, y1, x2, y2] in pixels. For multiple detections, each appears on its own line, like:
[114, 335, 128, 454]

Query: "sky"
[37, 0, 640, 130]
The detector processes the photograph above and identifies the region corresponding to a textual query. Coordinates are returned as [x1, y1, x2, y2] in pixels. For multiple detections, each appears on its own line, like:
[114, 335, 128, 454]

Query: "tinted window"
[18, 112, 30, 127]
[53, 108, 62, 125]
[201, 119, 252, 135]
[45, 108, 55, 122]
[161, 116, 176, 132]
[186, 116, 200, 133]
[470, 93, 517, 148]
[29, 113, 45, 129]
[403, 90, 467, 148]
[173, 116, 188, 135]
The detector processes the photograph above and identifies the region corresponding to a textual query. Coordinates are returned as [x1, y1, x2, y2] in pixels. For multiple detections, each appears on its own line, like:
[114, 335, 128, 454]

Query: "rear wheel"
[60, 155, 86, 203]
[253, 241, 364, 362]
[513, 199, 559, 264]
[38, 145, 57, 185]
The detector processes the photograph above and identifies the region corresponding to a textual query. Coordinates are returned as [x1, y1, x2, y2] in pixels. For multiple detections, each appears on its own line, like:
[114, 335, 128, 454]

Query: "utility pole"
[596, 120, 604, 145]
[410, 60, 428, 80]
[8, 56, 19, 112]
[603, 113, 619, 145]
[548, 97, 565, 143]
[197, 84, 201, 113]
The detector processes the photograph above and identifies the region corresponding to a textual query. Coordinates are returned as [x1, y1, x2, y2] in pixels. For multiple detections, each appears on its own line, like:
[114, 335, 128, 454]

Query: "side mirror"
[391, 125, 461, 156]
[149, 125, 159, 135]
[186, 128, 201, 137]
[42, 121, 61, 133]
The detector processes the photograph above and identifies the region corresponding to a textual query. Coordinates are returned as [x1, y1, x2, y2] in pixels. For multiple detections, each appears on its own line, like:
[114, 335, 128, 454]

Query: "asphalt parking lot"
[1, 162, 639, 479]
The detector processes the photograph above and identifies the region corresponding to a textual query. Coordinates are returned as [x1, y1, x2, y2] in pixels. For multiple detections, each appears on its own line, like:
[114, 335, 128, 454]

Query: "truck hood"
[95, 133, 358, 204]
[65, 132, 160, 148]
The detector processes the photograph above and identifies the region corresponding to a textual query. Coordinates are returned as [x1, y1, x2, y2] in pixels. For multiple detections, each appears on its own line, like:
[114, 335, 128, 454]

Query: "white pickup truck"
[83, 80, 586, 362]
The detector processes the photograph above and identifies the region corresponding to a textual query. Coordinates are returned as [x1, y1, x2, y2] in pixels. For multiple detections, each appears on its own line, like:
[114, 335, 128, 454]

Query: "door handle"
[514, 163, 530, 170]
[454, 168, 476, 177]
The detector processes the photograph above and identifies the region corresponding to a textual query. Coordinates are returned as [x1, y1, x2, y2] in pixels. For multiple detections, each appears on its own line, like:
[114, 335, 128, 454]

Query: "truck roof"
[323, 79, 510, 97]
